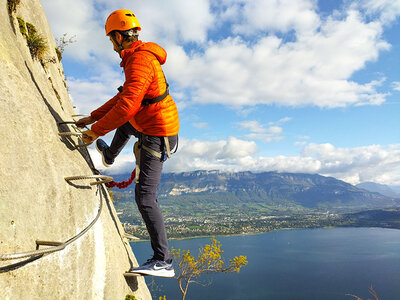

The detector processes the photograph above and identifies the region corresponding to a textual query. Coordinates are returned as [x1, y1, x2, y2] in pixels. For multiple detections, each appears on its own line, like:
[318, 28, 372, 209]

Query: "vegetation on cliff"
[171, 237, 247, 300]
[7, 0, 20, 15]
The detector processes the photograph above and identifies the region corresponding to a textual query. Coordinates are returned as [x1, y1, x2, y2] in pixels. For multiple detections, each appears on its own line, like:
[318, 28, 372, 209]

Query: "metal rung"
[75, 144, 91, 148]
[58, 131, 90, 148]
[57, 121, 77, 125]
[58, 132, 82, 136]
[65, 175, 114, 186]
[36, 240, 63, 247]
[124, 272, 144, 277]
[122, 233, 140, 240]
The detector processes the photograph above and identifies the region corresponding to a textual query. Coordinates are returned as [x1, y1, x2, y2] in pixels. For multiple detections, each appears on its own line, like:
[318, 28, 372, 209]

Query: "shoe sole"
[95, 141, 110, 168]
[126, 269, 175, 278]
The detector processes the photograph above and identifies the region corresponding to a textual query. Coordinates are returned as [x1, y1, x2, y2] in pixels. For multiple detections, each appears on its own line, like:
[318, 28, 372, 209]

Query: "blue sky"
[41, 0, 400, 186]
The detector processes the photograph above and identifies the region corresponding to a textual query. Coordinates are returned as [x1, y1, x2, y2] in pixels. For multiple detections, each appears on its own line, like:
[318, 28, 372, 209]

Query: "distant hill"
[356, 182, 400, 198]
[113, 170, 399, 212]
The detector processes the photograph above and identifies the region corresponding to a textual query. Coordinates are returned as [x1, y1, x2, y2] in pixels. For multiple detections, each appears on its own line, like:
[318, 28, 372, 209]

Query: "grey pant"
[105, 122, 177, 261]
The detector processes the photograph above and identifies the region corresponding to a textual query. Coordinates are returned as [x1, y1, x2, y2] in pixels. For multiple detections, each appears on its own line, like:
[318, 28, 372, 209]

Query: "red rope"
[105, 169, 136, 189]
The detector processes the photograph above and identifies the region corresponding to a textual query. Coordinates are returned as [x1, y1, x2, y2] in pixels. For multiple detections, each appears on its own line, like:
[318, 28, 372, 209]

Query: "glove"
[76, 116, 94, 128]
[82, 130, 99, 144]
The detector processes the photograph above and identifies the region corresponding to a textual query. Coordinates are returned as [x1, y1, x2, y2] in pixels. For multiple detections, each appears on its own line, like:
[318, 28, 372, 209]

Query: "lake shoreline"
[130, 225, 400, 243]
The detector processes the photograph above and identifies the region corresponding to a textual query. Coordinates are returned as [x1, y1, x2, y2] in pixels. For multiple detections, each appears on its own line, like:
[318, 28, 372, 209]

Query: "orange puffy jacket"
[90, 41, 179, 137]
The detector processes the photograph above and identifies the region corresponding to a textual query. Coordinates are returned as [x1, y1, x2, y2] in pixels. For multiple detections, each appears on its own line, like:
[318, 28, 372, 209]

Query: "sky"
[41, 0, 400, 186]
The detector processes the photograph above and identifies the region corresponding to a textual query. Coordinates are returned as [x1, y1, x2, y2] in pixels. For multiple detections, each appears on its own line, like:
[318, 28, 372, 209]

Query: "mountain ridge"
[112, 170, 399, 211]
[356, 182, 400, 198]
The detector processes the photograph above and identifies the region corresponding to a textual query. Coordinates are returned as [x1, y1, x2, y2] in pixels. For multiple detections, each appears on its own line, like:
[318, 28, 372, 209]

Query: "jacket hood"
[121, 41, 167, 65]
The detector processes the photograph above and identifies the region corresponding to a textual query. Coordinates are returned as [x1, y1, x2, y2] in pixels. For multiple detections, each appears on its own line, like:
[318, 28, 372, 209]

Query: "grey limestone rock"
[0, 0, 151, 299]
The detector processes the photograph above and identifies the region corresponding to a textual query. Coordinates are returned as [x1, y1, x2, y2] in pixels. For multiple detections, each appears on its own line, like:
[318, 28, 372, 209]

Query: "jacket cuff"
[90, 124, 104, 136]
[90, 111, 100, 121]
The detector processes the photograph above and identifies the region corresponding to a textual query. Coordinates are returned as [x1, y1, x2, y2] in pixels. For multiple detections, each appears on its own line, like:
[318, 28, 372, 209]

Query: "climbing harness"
[142, 84, 169, 106]
[105, 135, 177, 189]
[117, 82, 170, 106]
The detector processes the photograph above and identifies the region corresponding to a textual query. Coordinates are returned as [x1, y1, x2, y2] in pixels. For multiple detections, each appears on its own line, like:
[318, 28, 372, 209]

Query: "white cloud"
[67, 72, 122, 115]
[167, 8, 390, 108]
[166, 140, 400, 185]
[294, 141, 307, 147]
[43, 0, 214, 62]
[166, 139, 400, 185]
[216, 137, 258, 159]
[163, 137, 258, 172]
[89, 147, 136, 175]
[230, 0, 321, 35]
[42, 0, 115, 63]
[244, 133, 284, 143]
[89, 136, 400, 186]
[239, 120, 284, 142]
[133, 0, 214, 44]
[270, 117, 292, 125]
[357, 0, 400, 24]
[42, 0, 395, 110]
[239, 121, 267, 133]
[392, 81, 400, 91]
[297, 135, 310, 140]
[192, 122, 209, 129]
[301, 143, 400, 184]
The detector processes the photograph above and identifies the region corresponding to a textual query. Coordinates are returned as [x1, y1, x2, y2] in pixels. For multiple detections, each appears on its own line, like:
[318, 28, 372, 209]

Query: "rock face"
[0, 1, 150, 299]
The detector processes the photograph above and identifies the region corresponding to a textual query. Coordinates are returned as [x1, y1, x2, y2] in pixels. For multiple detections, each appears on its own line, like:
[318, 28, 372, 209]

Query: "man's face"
[109, 36, 119, 53]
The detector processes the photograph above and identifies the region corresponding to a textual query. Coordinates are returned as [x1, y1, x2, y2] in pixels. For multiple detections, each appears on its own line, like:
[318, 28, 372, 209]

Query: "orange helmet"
[105, 9, 141, 36]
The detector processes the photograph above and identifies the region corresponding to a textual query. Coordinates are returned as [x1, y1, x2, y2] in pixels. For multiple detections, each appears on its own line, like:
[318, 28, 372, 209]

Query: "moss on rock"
[16, 17, 26, 36]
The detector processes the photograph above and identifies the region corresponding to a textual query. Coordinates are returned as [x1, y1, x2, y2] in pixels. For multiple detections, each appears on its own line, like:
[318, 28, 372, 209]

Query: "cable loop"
[0, 185, 106, 261]
[64, 175, 114, 186]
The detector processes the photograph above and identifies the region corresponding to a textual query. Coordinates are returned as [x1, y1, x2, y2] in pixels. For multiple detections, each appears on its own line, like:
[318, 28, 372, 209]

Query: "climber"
[76, 9, 179, 278]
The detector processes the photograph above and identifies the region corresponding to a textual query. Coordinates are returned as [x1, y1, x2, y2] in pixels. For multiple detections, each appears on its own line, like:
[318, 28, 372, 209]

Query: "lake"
[130, 228, 400, 299]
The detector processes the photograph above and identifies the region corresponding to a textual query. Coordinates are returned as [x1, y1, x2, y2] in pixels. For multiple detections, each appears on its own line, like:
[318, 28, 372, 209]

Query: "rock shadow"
[8, 13, 16, 35]
[124, 275, 139, 292]
[24, 61, 95, 164]
[0, 255, 42, 273]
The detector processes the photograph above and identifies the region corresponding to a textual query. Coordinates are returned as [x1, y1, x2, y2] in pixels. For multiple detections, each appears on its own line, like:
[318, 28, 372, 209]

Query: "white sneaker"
[128, 258, 175, 277]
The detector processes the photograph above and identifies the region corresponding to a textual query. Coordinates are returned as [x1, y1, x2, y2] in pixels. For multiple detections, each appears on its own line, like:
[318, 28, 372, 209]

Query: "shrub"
[7, 0, 20, 15]
[55, 47, 62, 61]
[26, 22, 37, 36]
[17, 17, 26, 36]
[16, 19, 49, 62]
[26, 32, 48, 60]
[18, 22, 48, 61]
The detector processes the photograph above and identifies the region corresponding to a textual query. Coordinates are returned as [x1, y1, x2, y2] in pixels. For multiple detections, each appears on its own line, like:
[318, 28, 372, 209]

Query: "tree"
[171, 237, 248, 300]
